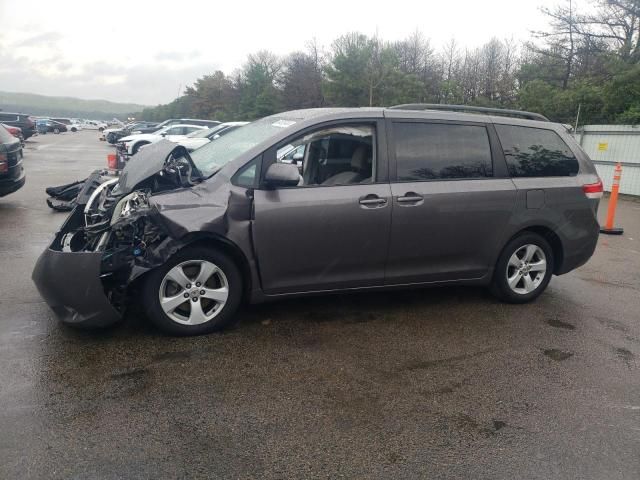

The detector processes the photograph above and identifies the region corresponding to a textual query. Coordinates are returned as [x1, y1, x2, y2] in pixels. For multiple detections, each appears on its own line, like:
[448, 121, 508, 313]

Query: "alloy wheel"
[159, 260, 229, 325]
[505, 244, 547, 295]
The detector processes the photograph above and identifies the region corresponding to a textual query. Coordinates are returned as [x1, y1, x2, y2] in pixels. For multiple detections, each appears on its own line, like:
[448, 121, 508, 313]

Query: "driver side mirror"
[264, 163, 300, 188]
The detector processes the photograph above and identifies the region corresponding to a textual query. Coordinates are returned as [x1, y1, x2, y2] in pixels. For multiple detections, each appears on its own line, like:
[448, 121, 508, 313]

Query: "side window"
[276, 124, 375, 187]
[278, 144, 305, 164]
[233, 157, 260, 188]
[495, 125, 579, 177]
[394, 123, 493, 181]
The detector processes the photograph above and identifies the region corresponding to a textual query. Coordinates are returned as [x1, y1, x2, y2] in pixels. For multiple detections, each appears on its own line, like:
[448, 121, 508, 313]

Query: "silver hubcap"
[159, 260, 229, 325]
[506, 244, 547, 295]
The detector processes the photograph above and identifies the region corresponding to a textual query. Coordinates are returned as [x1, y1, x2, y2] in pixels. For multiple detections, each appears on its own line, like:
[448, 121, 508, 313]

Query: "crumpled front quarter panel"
[149, 176, 231, 237]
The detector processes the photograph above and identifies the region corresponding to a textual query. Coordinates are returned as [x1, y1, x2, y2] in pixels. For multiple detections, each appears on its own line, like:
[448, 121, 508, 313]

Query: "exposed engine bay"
[50, 141, 204, 312]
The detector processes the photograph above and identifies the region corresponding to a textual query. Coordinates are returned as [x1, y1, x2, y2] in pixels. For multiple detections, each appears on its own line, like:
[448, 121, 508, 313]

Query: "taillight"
[107, 154, 117, 169]
[0, 153, 7, 173]
[583, 179, 603, 199]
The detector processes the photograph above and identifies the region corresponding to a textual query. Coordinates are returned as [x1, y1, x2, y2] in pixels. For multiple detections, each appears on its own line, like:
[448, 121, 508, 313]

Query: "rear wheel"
[142, 247, 243, 336]
[71, 127, 77, 132]
[490, 232, 554, 303]
[53, 127, 60, 134]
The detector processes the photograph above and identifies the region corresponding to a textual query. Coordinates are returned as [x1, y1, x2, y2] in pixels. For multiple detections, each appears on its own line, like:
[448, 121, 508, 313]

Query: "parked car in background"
[103, 122, 159, 143]
[78, 120, 108, 131]
[173, 122, 249, 151]
[133, 118, 220, 134]
[0, 112, 37, 139]
[48, 121, 68, 134]
[118, 124, 208, 155]
[35, 119, 68, 134]
[36, 119, 50, 135]
[1, 124, 25, 146]
[52, 118, 82, 132]
[0, 124, 25, 197]
[32, 105, 603, 336]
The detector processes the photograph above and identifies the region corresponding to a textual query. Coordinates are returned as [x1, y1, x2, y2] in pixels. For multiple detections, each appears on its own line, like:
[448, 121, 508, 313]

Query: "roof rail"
[389, 103, 550, 122]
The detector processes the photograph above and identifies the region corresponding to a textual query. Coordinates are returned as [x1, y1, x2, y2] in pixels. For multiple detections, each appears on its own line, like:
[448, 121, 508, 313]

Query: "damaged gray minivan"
[33, 105, 602, 336]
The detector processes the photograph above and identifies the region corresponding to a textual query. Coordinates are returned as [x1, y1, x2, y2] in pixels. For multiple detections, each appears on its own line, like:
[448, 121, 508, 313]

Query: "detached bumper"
[32, 248, 121, 328]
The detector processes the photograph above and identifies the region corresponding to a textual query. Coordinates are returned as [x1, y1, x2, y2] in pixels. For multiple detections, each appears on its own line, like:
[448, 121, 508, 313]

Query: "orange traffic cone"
[600, 163, 624, 235]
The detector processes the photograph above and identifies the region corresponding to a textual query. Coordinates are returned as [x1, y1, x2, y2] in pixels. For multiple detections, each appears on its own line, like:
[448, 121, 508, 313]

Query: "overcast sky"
[0, 0, 578, 106]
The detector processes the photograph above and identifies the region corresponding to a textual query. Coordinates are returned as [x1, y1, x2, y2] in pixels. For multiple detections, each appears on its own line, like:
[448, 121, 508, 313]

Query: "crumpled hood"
[115, 140, 190, 195]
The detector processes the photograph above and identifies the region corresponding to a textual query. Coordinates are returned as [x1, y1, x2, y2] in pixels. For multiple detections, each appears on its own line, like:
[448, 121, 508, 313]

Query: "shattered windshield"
[190, 117, 297, 176]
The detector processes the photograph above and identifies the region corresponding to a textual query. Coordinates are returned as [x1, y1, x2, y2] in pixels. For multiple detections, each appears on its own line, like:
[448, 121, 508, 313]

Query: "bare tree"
[577, 0, 640, 60]
[532, 0, 579, 88]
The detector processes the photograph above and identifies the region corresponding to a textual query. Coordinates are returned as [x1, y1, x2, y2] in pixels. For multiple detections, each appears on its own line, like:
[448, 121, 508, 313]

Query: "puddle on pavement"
[542, 349, 574, 361]
[615, 347, 635, 369]
[546, 318, 575, 330]
[492, 420, 507, 431]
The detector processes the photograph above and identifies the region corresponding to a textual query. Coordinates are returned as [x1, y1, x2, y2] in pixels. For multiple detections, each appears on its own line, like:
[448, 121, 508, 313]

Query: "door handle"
[359, 194, 387, 207]
[397, 192, 424, 204]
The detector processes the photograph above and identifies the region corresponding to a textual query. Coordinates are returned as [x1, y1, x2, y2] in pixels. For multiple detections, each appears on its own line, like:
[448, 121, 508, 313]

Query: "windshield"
[190, 116, 296, 176]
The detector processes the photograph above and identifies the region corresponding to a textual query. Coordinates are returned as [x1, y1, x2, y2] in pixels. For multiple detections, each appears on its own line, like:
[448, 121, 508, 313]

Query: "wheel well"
[515, 226, 564, 274]
[182, 235, 253, 300]
[132, 141, 150, 154]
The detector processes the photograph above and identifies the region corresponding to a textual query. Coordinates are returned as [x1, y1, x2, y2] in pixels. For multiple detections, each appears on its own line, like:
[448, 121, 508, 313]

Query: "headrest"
[351, 146, 370, 170]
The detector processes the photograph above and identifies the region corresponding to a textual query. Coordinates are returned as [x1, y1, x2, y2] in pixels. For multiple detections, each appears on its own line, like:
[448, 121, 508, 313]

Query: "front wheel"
[490, 232, 554, 303]
[142, 246, 243, 336]
[53, 128, 60, 134]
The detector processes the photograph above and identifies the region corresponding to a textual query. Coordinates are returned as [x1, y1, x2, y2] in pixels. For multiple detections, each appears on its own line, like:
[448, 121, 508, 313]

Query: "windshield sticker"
[272, 120, 296, 128]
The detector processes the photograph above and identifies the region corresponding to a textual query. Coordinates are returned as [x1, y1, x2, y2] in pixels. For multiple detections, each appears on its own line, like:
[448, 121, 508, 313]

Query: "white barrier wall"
[574, 125, 640, 196]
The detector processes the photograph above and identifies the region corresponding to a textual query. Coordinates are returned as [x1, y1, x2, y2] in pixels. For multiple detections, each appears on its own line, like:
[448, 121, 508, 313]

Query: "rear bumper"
[32, 247, 122, 328]
[556, 215, 600, 275]
[0, 172, 25, 197]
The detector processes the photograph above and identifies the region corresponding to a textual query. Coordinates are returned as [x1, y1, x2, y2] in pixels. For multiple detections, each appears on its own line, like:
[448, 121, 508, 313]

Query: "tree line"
[139, 0, 640, 126]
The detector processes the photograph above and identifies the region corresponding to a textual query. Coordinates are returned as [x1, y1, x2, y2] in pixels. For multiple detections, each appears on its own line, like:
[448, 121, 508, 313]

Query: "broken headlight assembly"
[110, 190, 150, 225]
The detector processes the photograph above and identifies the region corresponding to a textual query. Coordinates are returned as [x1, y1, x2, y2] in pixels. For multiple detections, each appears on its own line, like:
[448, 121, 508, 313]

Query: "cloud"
[154, 50, 202, 62]
[0, 50, 219, 104]
[16, 31, 63, 47]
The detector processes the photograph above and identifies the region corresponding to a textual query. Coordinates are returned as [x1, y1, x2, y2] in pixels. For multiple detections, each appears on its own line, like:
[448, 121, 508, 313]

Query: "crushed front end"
[32, 141, 199, 327]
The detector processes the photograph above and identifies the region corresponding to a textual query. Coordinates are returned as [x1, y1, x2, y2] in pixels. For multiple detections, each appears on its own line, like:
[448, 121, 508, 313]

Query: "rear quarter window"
[495, 125, 579, 177]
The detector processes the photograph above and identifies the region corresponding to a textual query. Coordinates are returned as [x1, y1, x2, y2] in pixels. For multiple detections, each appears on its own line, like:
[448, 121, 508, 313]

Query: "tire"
[142, 246, 243, 336]
[490, 232, 554, 303]
[99, 127, 104, 132]
[106, 133, 115, 143]
[132, 141, 149, 154]
[71, 127, 77, 132]
[53, 128, 60, 134]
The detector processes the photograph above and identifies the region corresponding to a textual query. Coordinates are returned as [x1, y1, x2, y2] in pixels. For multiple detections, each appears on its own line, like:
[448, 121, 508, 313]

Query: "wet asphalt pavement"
[1, 131, 639, 479]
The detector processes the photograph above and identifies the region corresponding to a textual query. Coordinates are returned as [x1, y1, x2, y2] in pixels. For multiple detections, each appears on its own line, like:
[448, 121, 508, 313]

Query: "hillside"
[0, 91, 147, 120]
